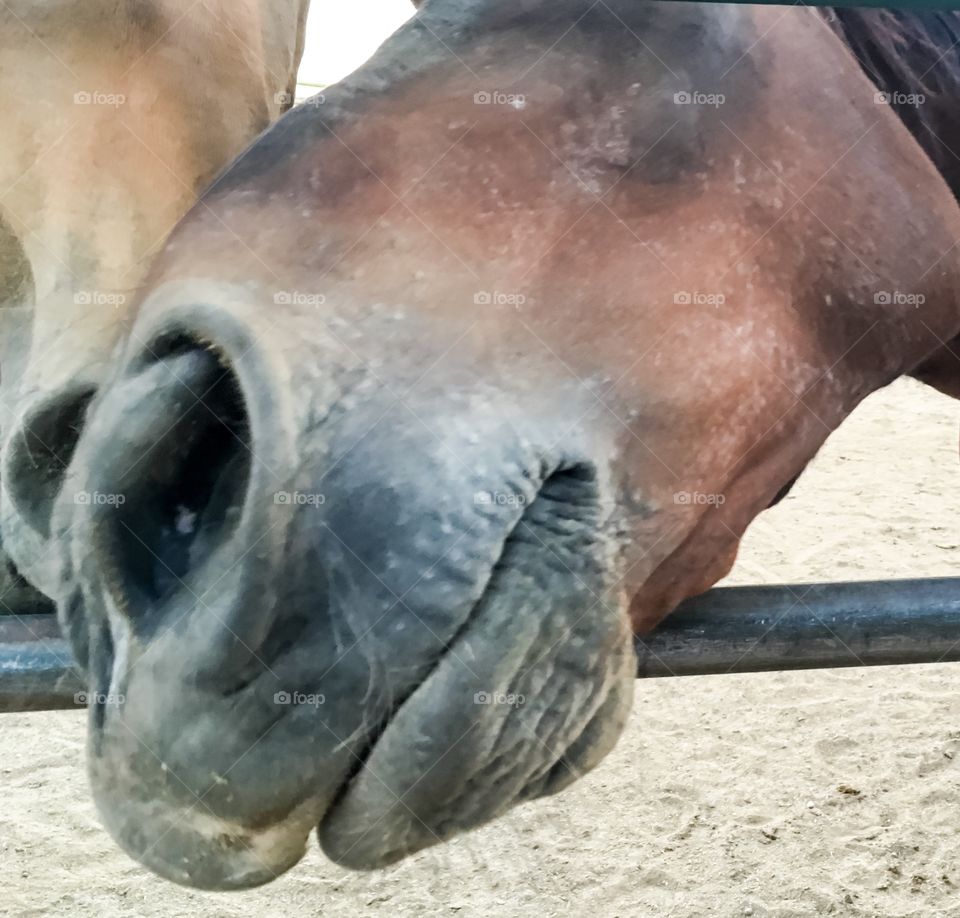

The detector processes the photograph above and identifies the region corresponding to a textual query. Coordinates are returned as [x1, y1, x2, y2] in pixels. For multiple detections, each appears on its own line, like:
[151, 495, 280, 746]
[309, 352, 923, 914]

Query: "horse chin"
[88, 781, 319, 892]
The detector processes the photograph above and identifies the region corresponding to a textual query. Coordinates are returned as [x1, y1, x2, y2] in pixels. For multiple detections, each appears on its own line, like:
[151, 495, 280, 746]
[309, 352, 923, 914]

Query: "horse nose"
[53, 308, 574, 688]
[54, 331, 283, 680]
[2, 382, 99, 595]
[53, 308, 637, 882]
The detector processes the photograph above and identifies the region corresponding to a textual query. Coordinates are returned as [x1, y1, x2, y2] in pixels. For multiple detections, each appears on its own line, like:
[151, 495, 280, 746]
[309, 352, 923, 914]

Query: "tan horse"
[0, 0, 310, 597]
[13, 0, 960, 890]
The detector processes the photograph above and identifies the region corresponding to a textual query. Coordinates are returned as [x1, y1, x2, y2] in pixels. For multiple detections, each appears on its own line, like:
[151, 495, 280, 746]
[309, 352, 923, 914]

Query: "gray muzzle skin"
[50, 282, 636, 888]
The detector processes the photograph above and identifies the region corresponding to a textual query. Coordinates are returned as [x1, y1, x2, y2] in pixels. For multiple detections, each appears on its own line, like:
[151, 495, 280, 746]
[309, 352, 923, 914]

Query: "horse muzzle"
[50, 285, 636, 887]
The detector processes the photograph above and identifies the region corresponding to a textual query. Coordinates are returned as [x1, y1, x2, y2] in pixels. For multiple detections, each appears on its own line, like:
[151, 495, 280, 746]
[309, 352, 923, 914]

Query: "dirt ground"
[2, 377, 959, 918]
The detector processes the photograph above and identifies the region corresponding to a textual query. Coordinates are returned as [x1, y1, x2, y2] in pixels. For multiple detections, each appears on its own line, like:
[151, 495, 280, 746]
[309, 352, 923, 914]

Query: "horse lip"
[85, 494, 632, 886]
[110, 524, 548, 884]
[315, 523, 632, 869]
[84, 538, 512, 887]
[87, 630, 459, 888]
[308, 567, 513, 865]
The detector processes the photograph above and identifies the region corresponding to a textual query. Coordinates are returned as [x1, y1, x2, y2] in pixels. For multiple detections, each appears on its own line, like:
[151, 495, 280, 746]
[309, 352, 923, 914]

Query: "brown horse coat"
[828, 8, 960, 398]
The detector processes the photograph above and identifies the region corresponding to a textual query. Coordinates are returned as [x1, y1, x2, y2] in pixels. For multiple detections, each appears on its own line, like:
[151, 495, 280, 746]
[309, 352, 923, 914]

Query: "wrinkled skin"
[15, 0, 960, 891]
[0, 0, 310, 599]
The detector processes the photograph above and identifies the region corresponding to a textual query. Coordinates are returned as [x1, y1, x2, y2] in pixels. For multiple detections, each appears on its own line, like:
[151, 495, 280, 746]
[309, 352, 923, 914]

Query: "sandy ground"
[1, 377, 959, 918]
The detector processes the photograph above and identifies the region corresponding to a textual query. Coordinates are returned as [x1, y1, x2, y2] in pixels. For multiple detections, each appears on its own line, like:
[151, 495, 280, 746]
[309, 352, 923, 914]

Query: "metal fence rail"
[1, 578, 959, 711]
[636, 577, 960, 677]
[0, 616, 83, 713]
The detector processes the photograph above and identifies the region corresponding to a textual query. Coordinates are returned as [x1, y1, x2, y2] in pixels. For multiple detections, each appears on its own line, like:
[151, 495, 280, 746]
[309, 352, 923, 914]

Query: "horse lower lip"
[319, 574, 634, 870]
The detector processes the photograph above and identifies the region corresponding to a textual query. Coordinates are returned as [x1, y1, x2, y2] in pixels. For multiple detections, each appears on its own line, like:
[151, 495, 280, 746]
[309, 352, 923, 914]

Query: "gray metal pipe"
[1, 578, 959, 711]
[0, 615, 84, 712]
[636, 577, 960, 677]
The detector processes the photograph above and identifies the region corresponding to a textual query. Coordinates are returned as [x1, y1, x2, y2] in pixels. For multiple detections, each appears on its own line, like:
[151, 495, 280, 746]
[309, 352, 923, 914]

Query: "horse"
[10, 0, 960, 890]
[0, 0, 311, 605]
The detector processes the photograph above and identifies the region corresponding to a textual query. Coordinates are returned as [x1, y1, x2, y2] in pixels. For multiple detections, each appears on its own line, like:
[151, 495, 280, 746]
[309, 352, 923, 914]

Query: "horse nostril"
[84, 336, 252, 616]
[4, 384, 97, 538]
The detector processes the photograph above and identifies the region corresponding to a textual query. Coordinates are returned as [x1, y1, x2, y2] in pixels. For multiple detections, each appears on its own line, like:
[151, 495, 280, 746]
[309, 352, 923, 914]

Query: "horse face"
[40, 0, 960, 889]
[0, 0, 308, 595]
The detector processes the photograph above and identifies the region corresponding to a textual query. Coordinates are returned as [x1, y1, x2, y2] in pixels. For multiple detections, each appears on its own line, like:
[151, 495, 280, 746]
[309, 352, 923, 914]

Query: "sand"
[2, 377, 959, 918]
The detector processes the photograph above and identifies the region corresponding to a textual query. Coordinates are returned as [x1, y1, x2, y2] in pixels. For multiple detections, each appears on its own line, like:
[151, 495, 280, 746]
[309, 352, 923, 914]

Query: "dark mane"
[826, 8, 960, 199]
